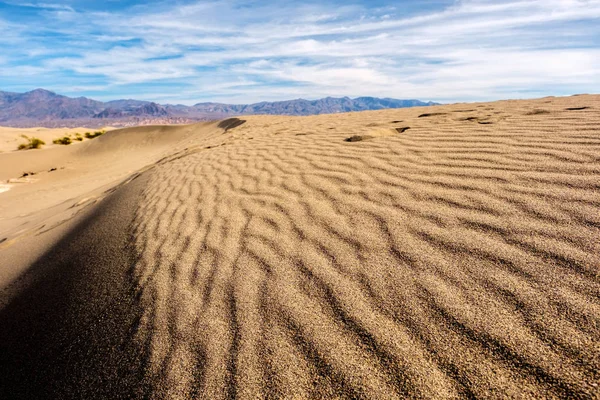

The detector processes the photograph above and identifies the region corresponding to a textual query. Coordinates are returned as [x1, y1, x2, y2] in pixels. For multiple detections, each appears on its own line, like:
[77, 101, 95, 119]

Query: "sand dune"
[0, 126, 116, 153]
[0, 122, 215, 290]
[1, 95, 599, 399]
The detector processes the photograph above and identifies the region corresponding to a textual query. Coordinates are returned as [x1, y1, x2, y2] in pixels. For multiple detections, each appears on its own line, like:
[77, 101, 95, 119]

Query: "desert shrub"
[85, 130, 105, 139]
[17, 135, 45, 150]
[31, 137, 45, 148]
[74, 133, 83, 141]
[53, 135, 72, 145]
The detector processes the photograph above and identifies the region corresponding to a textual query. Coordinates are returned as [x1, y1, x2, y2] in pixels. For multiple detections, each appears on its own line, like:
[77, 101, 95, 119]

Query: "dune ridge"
[1, 95, 599, 398]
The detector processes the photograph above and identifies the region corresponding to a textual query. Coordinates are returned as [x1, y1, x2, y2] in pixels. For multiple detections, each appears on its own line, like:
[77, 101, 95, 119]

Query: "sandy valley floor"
[0, 95, 599, 399]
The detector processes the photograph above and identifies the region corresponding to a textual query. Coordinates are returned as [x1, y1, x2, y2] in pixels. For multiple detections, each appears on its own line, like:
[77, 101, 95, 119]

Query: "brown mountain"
[180, 97, 438, 117]
[0, 89, 104, 123]
[0, 89, 438, 127]
[93, 102, 168, 119]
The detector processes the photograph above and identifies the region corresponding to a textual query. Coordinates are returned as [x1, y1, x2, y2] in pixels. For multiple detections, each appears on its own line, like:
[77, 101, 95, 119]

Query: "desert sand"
[0, 126, 115, 153]
[0, 95, 599, 399]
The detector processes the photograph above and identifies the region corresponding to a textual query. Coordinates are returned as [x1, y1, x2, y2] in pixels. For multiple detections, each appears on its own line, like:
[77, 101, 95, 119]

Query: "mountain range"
[0, 89, 438, 128]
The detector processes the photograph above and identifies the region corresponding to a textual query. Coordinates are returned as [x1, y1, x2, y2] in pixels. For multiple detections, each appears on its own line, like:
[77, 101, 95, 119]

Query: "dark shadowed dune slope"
[0, 174, 150, 399]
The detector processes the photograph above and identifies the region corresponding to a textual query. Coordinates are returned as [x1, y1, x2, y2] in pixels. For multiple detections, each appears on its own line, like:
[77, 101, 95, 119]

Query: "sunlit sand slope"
[0, 126, 115, 153]
[130, 96, 599, 398]
[0, 122, 217, 289]
[1, 95, 599, 399]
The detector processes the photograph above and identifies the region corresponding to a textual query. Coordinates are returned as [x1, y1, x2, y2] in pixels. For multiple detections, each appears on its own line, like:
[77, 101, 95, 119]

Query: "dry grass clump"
[53, 136, 72, 145]
[17, 135, 45, 150]
[53, 133, 84, 145]
[85, 130, 105, 139]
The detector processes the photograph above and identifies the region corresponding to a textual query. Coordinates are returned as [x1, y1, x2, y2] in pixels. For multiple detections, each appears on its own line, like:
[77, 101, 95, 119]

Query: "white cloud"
[1, 0, 599, 103]
[4, 1, 74, 11]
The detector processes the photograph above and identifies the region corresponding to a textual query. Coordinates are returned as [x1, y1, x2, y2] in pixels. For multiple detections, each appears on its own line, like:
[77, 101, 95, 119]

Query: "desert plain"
[0, 95, 599, 399]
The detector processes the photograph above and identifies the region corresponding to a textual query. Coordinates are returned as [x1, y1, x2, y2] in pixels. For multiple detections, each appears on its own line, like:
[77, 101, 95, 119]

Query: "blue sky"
[0, 0, 599, 105]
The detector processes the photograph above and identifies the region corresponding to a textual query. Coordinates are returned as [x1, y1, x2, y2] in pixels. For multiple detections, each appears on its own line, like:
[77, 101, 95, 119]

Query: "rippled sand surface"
[1, 95, 599, 399]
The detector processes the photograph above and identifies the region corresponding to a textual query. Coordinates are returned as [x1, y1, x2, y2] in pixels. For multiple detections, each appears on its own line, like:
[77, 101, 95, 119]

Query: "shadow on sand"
[0, 174, 150, 399]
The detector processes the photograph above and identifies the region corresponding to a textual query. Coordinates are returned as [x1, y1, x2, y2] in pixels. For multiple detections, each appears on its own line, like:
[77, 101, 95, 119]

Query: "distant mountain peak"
[29, 88, 55, 94]
[25, 88, 58, 99]
[27, 88, 57, 96]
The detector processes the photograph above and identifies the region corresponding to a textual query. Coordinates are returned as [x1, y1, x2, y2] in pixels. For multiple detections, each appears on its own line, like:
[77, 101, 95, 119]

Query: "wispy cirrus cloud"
[3, 1, 73, 11]
[0, 0, 599, 104]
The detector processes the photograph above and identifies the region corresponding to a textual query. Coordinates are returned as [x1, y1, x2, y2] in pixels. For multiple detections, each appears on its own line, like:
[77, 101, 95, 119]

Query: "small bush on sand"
[53, 135, 72, 145]
[17, 135, 45, 150]
[85, 130, 105, 139]
[74, 133, 83, 141]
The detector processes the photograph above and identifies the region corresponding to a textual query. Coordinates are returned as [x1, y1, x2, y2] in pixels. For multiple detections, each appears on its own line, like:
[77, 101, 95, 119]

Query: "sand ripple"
[125, 96, 600, 398]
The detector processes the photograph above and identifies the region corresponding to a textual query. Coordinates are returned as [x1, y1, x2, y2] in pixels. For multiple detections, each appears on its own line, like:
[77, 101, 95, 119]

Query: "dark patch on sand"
[345, 135, 374, 142]
[461, 117, 494, 124]
[218, 118, 246, 132]
[419, 113, 446, 118]
[565, 107, 590, 111]
[526, 109, 551, 115]
[396, 127, 411, 133]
